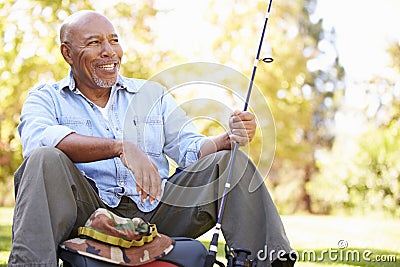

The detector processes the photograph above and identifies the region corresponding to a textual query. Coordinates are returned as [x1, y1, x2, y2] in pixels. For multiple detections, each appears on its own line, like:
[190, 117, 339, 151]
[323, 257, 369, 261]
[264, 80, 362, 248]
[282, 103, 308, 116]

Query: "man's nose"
[101, 41, 116, 57]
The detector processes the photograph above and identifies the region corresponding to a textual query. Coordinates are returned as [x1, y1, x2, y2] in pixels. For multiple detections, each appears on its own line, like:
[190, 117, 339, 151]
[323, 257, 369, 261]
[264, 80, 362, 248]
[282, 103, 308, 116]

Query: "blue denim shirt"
[18, 71, 207, 211]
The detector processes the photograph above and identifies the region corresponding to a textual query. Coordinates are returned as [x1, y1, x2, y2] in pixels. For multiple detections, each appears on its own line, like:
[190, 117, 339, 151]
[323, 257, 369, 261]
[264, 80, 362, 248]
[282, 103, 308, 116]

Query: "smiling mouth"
[97, 62, 118, 72]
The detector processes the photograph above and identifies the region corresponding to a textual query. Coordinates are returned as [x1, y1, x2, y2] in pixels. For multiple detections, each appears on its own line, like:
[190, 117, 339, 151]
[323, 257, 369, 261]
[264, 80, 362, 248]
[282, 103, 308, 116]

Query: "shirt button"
[115, 127, 119, 131]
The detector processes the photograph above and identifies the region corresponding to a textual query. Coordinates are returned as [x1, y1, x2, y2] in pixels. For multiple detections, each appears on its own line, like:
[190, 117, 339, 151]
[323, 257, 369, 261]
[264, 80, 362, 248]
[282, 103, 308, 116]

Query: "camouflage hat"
[60, 208, 175, 266]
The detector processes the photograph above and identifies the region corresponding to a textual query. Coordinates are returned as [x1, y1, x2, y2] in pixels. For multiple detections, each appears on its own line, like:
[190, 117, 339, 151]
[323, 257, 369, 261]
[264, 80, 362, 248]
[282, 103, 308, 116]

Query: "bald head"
[60, 10, 112, 44]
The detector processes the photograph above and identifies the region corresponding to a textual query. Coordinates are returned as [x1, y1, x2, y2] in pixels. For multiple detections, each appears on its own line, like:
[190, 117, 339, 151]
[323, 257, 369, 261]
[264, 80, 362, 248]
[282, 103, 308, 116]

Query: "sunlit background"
[0, 0, 399, 265]
[1, 0, 400, 215]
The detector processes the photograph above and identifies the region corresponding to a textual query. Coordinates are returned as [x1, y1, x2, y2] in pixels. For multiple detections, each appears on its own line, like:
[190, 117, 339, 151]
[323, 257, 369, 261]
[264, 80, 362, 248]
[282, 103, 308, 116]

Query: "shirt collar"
[59, 69, 139, 93]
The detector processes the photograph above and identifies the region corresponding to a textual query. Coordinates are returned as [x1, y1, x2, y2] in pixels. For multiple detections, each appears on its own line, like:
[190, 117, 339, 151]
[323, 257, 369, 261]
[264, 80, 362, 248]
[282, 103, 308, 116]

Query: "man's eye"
[88, 40, 99, 45]
[111, 38, 119, 43]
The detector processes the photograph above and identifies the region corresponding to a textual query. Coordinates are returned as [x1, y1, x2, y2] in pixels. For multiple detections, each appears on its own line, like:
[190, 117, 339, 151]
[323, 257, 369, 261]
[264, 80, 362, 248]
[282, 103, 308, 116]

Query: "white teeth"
[98, 64, 115, 70]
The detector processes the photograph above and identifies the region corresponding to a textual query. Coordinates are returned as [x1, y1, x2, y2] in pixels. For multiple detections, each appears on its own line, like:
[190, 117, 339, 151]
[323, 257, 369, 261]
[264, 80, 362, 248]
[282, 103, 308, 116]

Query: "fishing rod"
[203, 0, 274, 266]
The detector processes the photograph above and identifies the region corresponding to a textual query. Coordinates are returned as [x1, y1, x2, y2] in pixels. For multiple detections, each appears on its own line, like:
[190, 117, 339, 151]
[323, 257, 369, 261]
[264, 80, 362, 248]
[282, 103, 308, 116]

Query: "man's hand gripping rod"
[203, 0, 274, 266]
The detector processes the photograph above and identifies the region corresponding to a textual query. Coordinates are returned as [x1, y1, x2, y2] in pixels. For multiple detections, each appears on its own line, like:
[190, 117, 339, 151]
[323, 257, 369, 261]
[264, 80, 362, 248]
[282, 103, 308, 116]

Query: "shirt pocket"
[60, 116, 93, 136]
[141, 115, 164, 157]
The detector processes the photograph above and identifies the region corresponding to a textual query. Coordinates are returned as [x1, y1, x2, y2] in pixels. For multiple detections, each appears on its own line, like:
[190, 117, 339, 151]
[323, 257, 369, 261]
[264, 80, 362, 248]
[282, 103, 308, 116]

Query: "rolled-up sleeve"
[182, 136, 208, 167]
[18, 85, 75, 158]
[39, 125, 75, 147]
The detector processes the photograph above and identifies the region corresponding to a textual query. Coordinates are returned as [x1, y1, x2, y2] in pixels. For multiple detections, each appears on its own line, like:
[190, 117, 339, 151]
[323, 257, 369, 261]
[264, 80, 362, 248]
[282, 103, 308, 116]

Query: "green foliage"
[309, 122, 400, 217]
[355, 123, 400, 216]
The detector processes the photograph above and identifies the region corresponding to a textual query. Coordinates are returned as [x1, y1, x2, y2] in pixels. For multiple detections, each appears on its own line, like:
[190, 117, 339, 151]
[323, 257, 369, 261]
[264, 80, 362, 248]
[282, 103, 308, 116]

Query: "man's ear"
[61, 43, 73, 65]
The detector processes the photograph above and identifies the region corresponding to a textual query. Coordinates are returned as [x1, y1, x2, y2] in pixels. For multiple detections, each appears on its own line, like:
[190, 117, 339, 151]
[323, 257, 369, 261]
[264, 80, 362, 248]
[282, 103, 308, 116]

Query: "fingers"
[135, 170, 143, 196]
[229, 129, 254, 144]
[139, 165, 162, 205]
[229, 110, 256, 145]
[150, 162, 162, 203]
[121, 142, 162, 205]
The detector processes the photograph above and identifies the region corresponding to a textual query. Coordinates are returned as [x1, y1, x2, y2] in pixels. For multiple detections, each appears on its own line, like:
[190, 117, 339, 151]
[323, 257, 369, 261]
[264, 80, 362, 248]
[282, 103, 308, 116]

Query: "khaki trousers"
[8, 147, 292, 267]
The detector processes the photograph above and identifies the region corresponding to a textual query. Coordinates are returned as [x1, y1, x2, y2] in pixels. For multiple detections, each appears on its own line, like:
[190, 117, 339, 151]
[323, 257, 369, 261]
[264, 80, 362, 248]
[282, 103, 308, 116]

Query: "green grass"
[0, 207, 13, 267]
[1, 208, 399, 267]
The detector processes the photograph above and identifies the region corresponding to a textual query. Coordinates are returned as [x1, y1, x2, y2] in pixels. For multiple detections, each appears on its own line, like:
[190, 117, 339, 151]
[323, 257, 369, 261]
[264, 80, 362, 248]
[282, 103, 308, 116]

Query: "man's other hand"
[120, 142, 161, 205]
[228, 110, 256, 146]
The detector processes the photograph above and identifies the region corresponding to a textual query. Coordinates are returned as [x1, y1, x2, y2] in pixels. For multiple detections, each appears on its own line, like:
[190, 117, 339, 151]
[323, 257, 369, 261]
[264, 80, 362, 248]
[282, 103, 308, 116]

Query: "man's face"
[65, 14, 123, 90]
